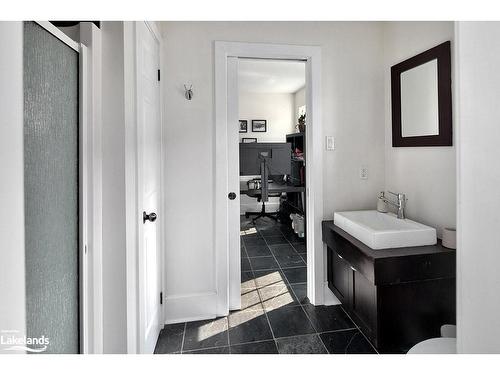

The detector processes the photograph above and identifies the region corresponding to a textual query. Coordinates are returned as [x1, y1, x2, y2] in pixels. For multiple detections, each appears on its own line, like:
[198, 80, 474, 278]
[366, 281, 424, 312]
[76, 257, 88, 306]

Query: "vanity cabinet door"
[327, 247, 351, 306]
[351, 267, 377, 341]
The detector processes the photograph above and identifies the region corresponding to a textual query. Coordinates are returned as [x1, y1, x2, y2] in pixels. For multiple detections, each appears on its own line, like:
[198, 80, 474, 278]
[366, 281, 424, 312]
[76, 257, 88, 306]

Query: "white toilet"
[407, 325, 457, 354]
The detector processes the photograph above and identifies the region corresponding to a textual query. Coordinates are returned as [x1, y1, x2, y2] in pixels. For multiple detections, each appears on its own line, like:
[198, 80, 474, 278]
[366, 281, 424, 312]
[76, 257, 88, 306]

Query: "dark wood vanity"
[322, 221, 456, 353]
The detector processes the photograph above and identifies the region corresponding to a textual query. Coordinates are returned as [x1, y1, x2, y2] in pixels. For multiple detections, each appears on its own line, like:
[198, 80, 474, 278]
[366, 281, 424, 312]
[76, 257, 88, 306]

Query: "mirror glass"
[400, 59, 439, 137]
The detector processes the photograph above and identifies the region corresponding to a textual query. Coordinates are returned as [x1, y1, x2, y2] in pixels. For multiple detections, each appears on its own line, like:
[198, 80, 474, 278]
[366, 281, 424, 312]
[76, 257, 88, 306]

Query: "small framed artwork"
[252, 120, 267, 132]
[239, 120, 248, 133]
[242, 138, 257, 143]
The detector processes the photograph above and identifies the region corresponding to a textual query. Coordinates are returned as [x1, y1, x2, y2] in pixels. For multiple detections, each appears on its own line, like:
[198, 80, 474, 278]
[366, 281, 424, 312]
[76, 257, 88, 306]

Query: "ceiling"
[238, 58, 306, 94]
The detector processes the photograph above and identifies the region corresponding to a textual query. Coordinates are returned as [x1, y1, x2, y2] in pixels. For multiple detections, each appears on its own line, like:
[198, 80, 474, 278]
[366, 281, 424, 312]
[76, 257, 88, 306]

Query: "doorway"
[237, 58, 308, 313]
[214, 42, 324, 317]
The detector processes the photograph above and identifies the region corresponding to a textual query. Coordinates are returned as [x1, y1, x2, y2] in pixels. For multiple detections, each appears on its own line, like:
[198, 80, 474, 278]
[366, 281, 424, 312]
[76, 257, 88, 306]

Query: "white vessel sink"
[333, 210, 437, 249]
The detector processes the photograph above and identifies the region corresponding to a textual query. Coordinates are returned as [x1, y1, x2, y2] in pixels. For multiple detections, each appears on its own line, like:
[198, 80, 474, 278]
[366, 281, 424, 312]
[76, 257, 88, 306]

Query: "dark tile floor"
[154, 217, 378, 354]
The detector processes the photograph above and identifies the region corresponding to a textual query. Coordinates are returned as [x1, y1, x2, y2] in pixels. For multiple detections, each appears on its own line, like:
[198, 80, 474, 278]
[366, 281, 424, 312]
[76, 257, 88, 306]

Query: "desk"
[240, 181, 306, 196]
[240, 180, 306, 217]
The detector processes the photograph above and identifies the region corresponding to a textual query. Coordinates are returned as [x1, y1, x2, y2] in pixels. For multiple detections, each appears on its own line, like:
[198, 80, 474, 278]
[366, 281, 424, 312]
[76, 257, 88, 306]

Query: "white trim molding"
[124, 21, 139, 355]
[214, 41, 324, 316]
[164, 292, 218, 324]
[35, 21, 79, 51]
[78, 41, 89, 354]
[0, 22, 26, 350]
[79, 22, 104, 354]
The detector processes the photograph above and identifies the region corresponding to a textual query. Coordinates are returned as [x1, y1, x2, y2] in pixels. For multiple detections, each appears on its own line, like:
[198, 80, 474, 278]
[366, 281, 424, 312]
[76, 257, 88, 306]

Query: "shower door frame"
[33, 22, 91, 354]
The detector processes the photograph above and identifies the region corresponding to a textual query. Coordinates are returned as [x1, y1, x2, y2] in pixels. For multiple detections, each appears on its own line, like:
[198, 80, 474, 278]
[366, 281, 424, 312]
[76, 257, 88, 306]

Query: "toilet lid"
[407, 338, 457, 354]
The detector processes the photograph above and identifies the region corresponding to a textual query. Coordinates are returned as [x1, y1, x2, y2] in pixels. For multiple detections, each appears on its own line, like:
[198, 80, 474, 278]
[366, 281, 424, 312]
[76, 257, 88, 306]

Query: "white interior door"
[227, 57, 241, 309]
[137, 22, 162, 353]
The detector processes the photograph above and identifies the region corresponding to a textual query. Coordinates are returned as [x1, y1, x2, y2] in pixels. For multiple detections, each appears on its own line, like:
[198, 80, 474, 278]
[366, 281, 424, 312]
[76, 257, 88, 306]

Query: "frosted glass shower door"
[23, 21, 80, 354]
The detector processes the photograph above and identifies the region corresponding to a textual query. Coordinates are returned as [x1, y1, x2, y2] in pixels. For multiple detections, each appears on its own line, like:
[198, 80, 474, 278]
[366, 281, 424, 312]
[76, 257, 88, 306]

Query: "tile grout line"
[340, 305, 379, 354]
[182, 345, 230, 354]
[248, 265, 306, 272]
[319, 327, 359, 335]
[227, 322, 231, 354]
[246, 254, 304, 260]
[178, 329, 360, 354]
[180, 322, 187, 354]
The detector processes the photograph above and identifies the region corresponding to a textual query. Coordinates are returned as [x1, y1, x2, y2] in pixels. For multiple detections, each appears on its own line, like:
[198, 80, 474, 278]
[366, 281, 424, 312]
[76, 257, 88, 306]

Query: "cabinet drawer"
[375, 253, 456, 285]
[328, 229, 375, 283]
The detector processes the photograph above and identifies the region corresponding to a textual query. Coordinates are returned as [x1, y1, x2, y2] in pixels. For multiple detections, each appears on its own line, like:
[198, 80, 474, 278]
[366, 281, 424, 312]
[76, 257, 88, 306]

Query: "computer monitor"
[239, 142, 292, 176]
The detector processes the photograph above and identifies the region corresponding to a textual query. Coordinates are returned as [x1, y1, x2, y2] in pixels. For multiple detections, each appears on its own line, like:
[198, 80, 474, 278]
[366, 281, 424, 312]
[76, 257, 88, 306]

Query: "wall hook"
[184, 84, 193, 100]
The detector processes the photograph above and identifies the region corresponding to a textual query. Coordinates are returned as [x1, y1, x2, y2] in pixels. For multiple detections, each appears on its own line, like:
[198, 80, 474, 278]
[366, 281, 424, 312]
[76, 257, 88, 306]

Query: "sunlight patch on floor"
[228, 308, 265, 327]
[240, 227, 258, 236]
[253, 271, 285, 288]
[195, 319, 227, 342]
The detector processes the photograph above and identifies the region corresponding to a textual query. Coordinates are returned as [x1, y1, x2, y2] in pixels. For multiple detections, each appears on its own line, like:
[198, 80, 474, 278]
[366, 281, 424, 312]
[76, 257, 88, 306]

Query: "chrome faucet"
[382, 191, 407, 219]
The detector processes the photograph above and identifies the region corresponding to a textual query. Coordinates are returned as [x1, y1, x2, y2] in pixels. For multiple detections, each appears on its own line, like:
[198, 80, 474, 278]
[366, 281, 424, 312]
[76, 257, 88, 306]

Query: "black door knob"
[228, 192, 236, 200]
[143, 211, 157, 223]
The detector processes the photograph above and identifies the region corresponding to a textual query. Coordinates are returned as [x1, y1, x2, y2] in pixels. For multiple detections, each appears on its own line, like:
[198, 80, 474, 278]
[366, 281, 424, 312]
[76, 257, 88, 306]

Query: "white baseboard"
[164, 292, 218, 324]
[323, 281, 341, 306]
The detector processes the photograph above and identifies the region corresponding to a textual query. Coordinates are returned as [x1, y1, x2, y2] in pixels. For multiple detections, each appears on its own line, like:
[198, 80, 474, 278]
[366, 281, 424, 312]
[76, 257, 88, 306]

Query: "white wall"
[294, 86, 306, 121]
[100, 21, 128, 353]
[0, 21, 26, 346]
[239, 91, 295, 214]
[239, 92, 294, 142]
[160, 22, 386, 320]
[58, 24, 80, 43]
[383, 22, 456, 238]
[456, 21, 500, 354]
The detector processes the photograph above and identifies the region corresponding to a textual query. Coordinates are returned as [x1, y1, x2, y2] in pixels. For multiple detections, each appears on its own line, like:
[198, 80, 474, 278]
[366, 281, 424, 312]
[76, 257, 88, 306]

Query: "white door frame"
[226, 56, 241, 310]
[35, 21, 79, 51]
[79, 22, 104, 355]
[78, 41, 90, 354]
[214, 41, 324, 315]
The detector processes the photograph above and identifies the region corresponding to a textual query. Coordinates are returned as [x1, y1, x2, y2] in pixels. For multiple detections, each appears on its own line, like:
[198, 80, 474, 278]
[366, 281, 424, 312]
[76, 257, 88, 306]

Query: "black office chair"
[245, 191, 282, 222]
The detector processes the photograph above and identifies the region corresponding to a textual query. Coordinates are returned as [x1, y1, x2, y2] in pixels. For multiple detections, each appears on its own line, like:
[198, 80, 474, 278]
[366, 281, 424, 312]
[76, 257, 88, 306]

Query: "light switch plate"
[360, 166, 368, 180]
[326, 136, 335, 151]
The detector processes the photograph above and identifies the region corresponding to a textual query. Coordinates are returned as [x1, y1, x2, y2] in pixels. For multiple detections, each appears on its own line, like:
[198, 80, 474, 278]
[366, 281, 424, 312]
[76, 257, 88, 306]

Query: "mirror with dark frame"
[391, 41, 452, 147]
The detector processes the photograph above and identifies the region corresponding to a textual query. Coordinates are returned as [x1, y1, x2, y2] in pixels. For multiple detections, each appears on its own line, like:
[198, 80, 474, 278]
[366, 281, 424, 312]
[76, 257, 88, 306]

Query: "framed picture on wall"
[239, 120, 248, 133]
[252, 120, 267, 132]
[241, 138, 257, 143]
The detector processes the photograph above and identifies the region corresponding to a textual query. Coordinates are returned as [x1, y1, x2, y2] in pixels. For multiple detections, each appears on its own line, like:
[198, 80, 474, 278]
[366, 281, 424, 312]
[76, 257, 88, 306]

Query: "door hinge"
[157, 69, 160, 81]
[160, 292, 163, 305]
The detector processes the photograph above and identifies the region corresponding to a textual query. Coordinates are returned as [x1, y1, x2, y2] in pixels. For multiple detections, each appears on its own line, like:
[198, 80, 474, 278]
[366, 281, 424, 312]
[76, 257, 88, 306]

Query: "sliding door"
[23, 21, 80, 354]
